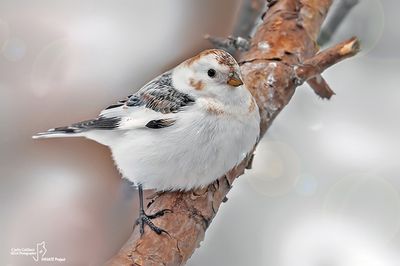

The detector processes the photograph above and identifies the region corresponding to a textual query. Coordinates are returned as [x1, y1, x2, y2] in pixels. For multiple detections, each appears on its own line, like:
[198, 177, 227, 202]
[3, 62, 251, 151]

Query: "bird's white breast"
[110, 93, 260, 191]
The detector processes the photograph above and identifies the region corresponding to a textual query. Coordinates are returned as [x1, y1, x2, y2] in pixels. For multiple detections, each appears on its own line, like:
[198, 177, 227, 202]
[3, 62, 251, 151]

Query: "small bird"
[33, 49, 260, 234]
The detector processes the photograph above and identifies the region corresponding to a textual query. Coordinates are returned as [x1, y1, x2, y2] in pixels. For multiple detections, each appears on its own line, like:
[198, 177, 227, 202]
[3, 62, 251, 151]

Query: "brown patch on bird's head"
[211, 49, 237, 67]
[189, 78, 204, 90]
[184, 53, 202, 66]
[185, 49, 237, 68]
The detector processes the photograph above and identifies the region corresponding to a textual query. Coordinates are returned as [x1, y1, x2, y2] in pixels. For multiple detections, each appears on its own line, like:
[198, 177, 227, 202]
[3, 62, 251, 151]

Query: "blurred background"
[1, 0, 399, 265]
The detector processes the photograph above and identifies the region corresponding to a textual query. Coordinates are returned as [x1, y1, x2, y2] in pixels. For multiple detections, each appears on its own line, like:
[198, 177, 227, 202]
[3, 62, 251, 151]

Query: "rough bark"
[107, 0, 359, 265]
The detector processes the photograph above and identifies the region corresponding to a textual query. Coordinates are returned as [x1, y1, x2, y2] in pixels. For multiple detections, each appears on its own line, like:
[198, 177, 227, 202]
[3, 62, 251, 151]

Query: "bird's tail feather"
[32, 126, 84, 139]
[33, 117, 120, 140]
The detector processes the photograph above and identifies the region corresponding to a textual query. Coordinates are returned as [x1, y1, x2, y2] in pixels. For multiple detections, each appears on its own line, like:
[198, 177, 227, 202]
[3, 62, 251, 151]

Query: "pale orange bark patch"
[339, 39, 359, 56]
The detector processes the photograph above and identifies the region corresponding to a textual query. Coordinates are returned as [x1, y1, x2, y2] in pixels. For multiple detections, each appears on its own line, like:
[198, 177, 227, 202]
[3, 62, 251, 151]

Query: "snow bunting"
[33, 49, 260, 234]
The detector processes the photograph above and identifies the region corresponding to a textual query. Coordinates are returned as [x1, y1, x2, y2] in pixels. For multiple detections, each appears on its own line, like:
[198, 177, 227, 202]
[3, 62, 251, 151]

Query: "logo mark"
[32, 241, 47, 262]
[10, 241, 66, 263]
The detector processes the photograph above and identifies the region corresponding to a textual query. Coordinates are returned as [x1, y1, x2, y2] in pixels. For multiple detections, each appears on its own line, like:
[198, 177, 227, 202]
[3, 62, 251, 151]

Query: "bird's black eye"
[207, 69, 216, 78]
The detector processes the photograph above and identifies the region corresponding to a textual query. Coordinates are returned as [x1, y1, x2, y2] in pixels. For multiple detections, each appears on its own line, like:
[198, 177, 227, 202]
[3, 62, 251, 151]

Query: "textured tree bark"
[107, 0, 359, 265]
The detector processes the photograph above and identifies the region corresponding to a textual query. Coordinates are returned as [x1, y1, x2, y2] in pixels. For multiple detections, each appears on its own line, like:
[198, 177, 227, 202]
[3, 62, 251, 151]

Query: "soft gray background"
[1, 0, 399, 265]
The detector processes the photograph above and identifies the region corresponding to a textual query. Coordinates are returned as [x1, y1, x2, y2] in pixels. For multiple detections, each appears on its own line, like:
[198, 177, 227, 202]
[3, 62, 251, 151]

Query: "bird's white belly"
[110, 110, 259, 191]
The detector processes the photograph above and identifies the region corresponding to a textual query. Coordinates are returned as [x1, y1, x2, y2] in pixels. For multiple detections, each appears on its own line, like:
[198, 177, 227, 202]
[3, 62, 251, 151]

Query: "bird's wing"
[98, 70, 195, 130]
[33, 71, 195, 138]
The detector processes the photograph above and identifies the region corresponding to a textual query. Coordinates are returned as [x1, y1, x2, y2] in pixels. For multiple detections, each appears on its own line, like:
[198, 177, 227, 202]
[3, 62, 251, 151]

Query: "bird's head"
[173, 49, 245, 101]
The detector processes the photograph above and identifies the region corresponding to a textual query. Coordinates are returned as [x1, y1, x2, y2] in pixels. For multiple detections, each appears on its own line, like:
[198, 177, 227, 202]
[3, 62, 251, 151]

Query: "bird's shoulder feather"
[98, 70, 195, 130]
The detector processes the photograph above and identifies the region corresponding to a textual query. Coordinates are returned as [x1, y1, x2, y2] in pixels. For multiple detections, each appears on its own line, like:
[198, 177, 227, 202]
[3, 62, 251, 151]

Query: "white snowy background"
[1, 0, 399, 265]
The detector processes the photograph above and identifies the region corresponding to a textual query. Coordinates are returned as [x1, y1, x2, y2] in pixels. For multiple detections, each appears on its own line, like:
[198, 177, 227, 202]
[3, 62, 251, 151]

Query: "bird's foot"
[135, 209, 172, 236]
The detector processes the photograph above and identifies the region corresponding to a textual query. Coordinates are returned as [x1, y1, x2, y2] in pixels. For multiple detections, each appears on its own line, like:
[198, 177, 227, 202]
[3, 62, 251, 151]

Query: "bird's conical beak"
[227, 72, 243, 87]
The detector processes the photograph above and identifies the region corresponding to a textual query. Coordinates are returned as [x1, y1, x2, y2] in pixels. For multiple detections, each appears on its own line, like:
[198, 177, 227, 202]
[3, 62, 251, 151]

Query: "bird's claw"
[135, 209, 172, 236]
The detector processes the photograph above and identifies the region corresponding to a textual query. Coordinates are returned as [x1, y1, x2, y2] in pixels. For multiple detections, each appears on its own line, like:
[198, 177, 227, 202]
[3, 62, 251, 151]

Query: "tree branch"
[107, 0, 359, 265]
[294, 37, 360, 98]
[233, 0, 266, 38]
[203, 0, 265, 54]
[204, 35, 250, 53]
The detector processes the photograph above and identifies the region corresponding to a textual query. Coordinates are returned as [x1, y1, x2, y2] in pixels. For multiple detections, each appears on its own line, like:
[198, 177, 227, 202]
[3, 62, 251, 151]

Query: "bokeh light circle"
[323, 0, 385, 57]
[324, 173, 400, 242]
[295, 173, 318, 197]
[278, 216, 399, 266]
[30, 39, 70, 98]
[247, 140, 301, 197]
[0, 18, 9, 49]
[2, 37, 27, 62]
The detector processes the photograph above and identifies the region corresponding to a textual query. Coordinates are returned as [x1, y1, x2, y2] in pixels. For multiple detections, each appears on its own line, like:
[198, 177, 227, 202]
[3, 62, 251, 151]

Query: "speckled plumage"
[124, 71, 195, 114]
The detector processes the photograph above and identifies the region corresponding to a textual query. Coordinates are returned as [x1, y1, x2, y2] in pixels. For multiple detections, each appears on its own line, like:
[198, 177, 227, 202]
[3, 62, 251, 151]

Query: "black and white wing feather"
[100, 71, 194, 129]
[102, 71, 194, 116]
[33, 71, 195, 138]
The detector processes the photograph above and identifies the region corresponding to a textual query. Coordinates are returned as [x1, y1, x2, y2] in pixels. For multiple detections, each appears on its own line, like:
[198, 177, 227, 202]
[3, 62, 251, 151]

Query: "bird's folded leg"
[136, 184, 172, 236]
